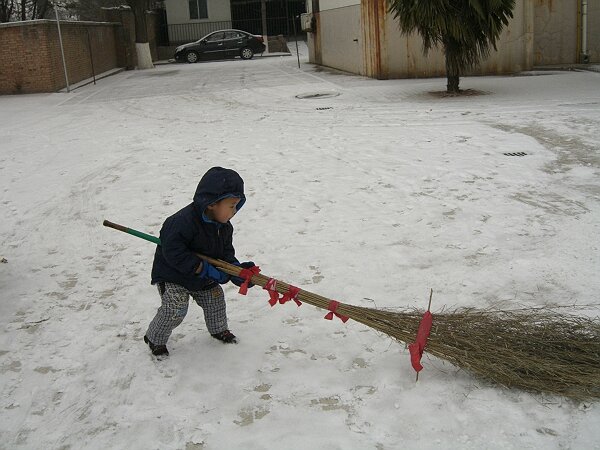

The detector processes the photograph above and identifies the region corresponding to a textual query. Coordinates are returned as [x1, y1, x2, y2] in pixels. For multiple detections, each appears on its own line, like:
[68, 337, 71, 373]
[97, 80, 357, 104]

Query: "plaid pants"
[146, 282, 228, 346]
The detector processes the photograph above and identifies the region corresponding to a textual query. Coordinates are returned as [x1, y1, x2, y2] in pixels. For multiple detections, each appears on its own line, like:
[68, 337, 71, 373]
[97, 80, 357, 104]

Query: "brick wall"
[0, 20, 121, 94]
[0, 10, 160, 95]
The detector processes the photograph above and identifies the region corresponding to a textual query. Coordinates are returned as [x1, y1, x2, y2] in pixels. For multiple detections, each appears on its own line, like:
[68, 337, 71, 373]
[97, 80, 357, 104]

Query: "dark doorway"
[230, 0, 306, 37]
[156, 7, 169, 46]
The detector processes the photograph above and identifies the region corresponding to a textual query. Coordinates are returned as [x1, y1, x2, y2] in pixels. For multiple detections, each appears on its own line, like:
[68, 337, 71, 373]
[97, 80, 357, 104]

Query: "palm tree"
[387, 0, 515, 93]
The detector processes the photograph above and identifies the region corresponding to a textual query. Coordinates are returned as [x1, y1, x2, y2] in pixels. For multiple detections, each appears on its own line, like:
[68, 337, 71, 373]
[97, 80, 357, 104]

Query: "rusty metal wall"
[360, 0, 387, 79]
[306, 0, 322, 65]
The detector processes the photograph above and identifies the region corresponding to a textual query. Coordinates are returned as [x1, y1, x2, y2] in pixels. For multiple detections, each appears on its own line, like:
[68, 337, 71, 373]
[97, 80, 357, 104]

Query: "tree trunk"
[261, 0, 268, 53]
[446, 74, 460, 94]
[35, 0, 48, 19]
[135, 43, 154, 69]
[126, 0, 148, 43]
[126, 0, 153, 69]
[0, 0, 14, 22]
[444, 40, 461, 94]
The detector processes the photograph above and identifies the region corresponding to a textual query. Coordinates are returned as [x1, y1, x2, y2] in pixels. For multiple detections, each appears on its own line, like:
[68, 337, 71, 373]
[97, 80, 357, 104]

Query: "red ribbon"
[263, 278, 280, 306]
[279, 285, 302, 307]
[237, 266, 261, 295]
[324, 300, 349, 323]
[263, 280, 302, 307]
[408, 311, 433, 373]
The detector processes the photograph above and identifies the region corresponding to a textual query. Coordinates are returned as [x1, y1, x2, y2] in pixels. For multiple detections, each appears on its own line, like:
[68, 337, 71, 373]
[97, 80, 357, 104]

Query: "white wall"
[534, 0, 577, 65]
[319, 4, 362, 73]
[166, 0, 231, 25]
[533, 0, 600, 64]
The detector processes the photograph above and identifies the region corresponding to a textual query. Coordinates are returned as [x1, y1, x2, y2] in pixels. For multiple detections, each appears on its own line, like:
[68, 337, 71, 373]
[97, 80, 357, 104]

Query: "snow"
[1, 45, 599, 449]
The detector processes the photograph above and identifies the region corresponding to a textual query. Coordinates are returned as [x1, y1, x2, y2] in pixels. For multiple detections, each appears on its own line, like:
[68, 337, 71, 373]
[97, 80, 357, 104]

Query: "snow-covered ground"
[1, 45, 599, 449]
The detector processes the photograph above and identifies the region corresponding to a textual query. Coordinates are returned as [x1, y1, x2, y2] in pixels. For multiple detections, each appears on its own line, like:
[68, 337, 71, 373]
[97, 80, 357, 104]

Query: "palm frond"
[387, 0, 516, 91]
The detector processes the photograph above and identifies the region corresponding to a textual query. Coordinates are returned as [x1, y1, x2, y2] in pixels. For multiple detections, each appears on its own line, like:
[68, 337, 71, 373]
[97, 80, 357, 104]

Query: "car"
[174, 29, 266, 63]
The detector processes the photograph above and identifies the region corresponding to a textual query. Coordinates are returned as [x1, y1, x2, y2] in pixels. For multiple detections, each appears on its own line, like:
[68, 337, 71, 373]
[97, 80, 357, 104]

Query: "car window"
[205, 32, 224, 42]
[223, 31, 241, 40]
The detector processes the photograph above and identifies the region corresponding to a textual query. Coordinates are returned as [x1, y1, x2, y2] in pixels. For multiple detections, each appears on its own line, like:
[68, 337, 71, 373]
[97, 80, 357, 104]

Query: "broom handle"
[102, 220, 359, 321]
[103, 219, 263, 282]
[103, 220, 161, 245]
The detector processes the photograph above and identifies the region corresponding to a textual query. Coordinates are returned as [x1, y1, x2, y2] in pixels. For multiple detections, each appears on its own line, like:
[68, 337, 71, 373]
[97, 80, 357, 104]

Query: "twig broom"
[103, 220, 600, 401]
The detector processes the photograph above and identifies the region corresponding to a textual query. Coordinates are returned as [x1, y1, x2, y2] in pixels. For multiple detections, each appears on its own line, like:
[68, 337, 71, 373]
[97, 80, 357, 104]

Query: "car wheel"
[240, 47, 254, 60]
[185, 51, 199, 63]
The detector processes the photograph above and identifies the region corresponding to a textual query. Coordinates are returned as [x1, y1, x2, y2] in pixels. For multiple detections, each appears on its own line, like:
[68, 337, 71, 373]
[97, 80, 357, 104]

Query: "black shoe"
[211, 330, 237, 344]
[144, 335, 169, 357]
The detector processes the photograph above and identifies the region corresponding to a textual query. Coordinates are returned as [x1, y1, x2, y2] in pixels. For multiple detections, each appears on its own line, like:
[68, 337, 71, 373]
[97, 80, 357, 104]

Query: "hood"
[176, 42, 197, 52]
[192, 167, 246, 216]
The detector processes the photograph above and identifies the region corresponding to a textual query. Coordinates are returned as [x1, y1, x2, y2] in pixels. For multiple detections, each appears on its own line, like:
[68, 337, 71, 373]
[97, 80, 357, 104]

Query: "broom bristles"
[206, 256, 600, 401]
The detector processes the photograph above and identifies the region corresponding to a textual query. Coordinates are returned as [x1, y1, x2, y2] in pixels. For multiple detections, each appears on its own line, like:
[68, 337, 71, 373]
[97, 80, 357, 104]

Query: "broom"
[103, 220, 600, 401]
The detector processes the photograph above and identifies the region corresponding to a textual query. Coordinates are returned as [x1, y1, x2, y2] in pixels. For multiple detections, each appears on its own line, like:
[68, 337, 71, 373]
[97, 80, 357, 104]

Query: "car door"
[222, 31, 245, 56]
[202, 31, 226, 58]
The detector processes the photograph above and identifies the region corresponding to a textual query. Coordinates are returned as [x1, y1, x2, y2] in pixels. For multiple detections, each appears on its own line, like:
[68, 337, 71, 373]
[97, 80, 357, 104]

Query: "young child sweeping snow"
[144, 167, 255, 357]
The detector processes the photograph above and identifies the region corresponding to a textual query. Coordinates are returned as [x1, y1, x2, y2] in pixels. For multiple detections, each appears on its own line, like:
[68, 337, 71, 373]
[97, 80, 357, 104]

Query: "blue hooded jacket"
[151, 167, 246, 291]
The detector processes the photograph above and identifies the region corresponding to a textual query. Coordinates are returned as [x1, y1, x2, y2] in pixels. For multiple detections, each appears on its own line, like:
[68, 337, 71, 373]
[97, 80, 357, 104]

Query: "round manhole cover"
[295, 91, 340, 99]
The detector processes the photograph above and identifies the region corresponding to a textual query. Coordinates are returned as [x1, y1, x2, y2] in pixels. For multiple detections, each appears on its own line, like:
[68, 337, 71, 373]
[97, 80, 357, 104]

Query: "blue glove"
[231, 261, 256, 288]
[199, 261, 230, 284]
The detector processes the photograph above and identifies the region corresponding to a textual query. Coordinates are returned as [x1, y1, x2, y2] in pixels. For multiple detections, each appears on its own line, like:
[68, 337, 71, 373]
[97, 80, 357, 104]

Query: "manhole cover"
[503, 152, 528, 157]
[295, 91, 340, 99]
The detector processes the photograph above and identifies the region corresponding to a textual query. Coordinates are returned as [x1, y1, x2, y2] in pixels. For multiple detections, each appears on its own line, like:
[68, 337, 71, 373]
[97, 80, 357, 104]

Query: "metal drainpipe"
[581, 0, 589, 63]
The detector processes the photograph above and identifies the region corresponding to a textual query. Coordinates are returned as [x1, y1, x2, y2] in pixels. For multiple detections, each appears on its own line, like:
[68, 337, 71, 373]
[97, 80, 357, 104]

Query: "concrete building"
[165, 0, 232, 43]
[305, 0, 599, 79]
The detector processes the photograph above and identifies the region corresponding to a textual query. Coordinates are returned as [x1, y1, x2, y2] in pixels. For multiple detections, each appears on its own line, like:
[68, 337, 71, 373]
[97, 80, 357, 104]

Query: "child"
[144, 167, 255, 357]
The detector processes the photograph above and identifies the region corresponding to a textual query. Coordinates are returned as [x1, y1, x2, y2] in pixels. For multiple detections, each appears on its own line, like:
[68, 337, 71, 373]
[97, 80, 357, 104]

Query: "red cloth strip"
[263, 280, 302, 307]
[324, 300, 349, 323]
[263, 278, 280, 306]
[408, 311, 433, 373]
[237, 266, 261, 295]
[279, 285, 302, 307]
